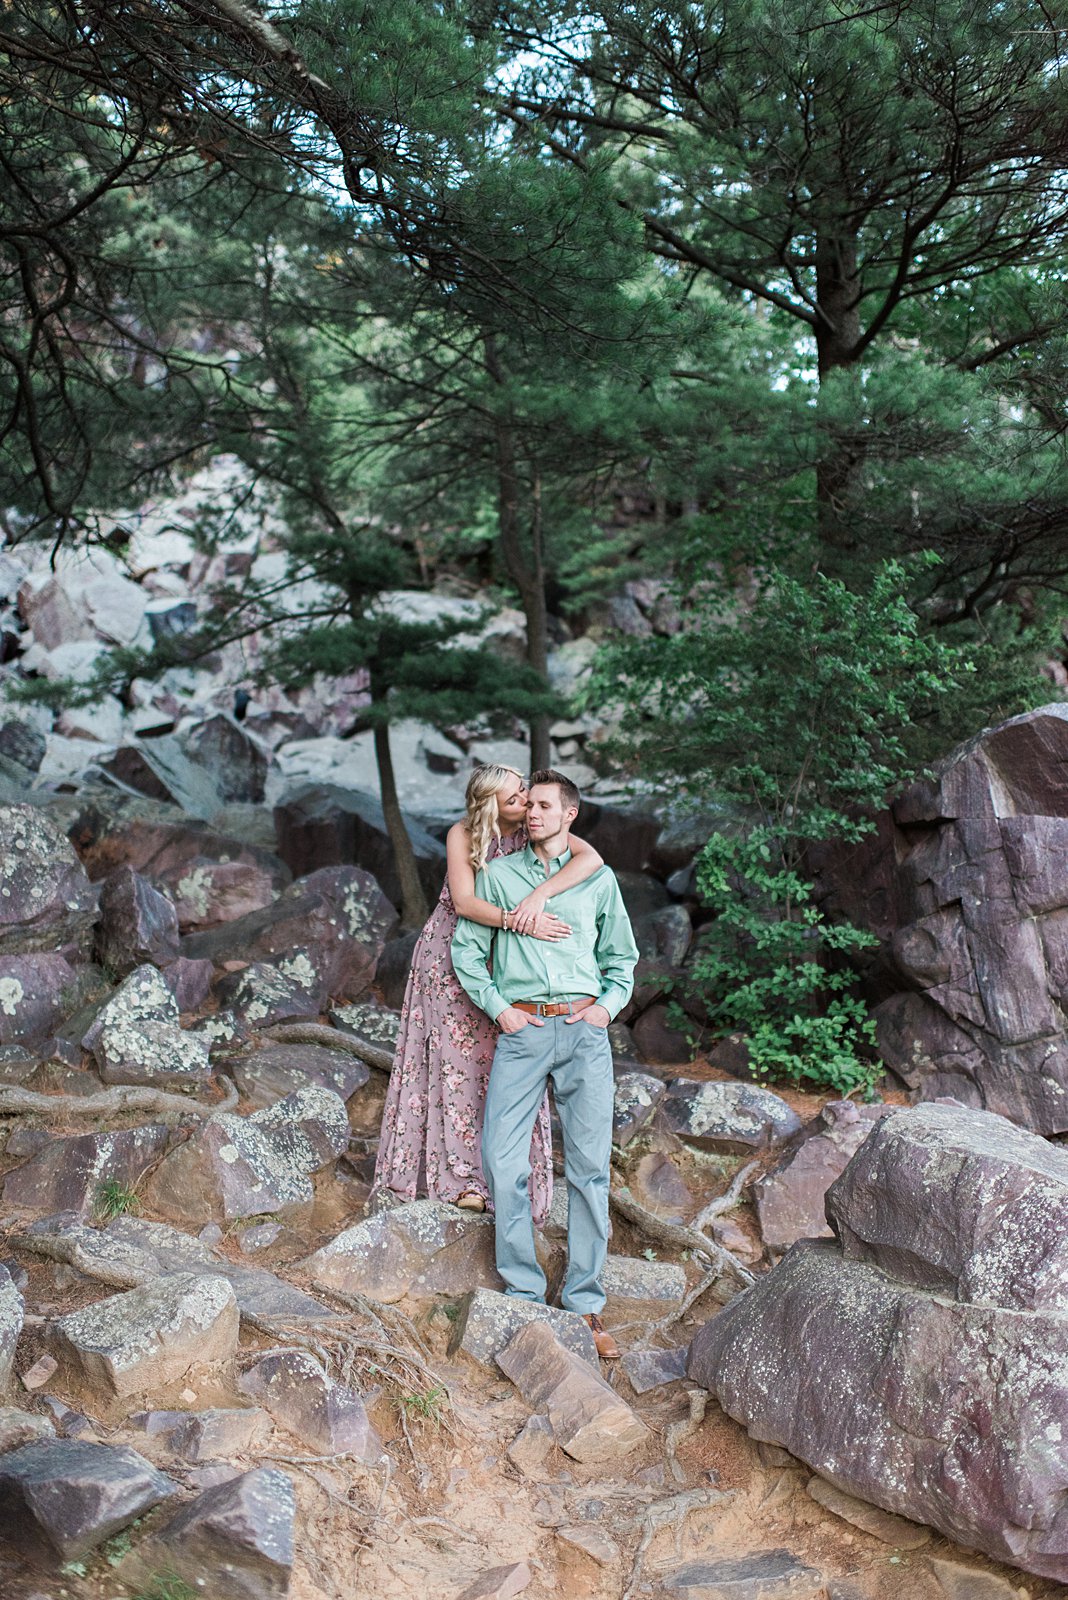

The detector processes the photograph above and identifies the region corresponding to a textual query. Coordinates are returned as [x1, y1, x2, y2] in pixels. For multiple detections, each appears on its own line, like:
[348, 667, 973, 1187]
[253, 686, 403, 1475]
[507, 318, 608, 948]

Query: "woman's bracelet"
[502, 909, 511, 932]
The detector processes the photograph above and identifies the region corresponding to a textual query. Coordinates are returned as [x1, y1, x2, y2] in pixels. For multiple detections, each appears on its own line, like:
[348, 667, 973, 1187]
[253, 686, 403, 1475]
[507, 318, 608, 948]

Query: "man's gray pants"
[481, 1015, 613, 1313]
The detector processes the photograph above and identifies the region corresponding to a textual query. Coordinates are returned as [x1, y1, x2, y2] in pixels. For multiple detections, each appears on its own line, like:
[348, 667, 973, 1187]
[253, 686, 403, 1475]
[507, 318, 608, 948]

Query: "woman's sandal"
[455, 1191, 487, 1213]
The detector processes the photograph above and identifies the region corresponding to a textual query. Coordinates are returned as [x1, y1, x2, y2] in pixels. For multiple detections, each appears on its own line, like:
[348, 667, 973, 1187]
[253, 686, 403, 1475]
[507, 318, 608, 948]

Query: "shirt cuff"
[596, 987, 631, 1022]
[483, 986, 509, 1023]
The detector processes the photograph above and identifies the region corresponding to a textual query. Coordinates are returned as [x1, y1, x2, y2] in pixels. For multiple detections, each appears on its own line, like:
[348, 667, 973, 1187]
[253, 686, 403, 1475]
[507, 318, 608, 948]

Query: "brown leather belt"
[512, 997, 597, 1018]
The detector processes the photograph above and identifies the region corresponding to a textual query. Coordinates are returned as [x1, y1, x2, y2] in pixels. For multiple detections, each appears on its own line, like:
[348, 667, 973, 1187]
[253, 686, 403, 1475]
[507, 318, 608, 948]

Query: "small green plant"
[94, 1178, 141, 1220]
[399, 1383, 448, 1424]
[641, 1247, 659, 1262]
[130, 1573, 198, 1600]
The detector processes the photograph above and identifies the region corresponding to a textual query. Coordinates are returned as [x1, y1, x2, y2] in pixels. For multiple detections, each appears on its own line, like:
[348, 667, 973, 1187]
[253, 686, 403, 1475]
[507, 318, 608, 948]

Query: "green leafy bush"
[595, 557, 1045, 1092]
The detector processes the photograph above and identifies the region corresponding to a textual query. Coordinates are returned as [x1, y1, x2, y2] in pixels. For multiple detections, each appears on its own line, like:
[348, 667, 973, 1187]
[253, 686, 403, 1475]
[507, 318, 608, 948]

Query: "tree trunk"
[484, 334, 552, 769]
[815, 229, 862, 556]
[371, 708, 428, 929]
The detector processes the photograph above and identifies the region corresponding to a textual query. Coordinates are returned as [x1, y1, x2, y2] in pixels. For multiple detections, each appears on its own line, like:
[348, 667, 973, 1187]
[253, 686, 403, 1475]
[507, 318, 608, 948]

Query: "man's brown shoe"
[583, 1312, 621, 1360]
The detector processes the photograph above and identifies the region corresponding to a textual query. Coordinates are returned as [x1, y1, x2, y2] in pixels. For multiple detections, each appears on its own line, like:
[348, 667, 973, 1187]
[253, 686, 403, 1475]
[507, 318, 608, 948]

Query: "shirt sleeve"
[451, 867, 509, 1022]
[593, 872, 640, 1020]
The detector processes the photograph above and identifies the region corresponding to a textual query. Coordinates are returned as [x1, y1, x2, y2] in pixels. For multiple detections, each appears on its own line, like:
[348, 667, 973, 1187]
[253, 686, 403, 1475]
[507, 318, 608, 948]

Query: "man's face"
[526, 783, 577, 842]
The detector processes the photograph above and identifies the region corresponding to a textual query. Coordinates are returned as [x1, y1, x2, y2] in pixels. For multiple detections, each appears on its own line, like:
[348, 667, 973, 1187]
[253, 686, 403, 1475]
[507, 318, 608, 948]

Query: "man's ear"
[565, 805, 579, 827]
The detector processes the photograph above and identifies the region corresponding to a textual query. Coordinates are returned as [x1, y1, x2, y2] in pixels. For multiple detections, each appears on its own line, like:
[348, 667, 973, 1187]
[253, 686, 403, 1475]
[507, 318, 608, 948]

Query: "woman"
[372, 764, 604, 1222]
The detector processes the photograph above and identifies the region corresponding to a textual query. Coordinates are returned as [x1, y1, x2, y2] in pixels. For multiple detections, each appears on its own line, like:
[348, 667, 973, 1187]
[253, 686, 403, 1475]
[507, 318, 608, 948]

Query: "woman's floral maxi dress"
[372, 829, 553, 1225]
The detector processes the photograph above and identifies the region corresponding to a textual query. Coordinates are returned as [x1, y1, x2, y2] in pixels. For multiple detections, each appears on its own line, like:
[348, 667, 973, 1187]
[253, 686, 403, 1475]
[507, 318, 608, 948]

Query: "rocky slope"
[0, 759, 1060, 1600]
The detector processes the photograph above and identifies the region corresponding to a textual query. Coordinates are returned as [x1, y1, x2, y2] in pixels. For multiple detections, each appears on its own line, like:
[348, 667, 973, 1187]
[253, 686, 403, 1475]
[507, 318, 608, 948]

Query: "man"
[452, 769, 638, 1359]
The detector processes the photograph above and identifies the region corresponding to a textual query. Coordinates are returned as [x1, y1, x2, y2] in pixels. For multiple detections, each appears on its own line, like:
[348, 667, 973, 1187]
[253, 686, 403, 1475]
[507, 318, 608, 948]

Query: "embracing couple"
[373, 766, 638, 1357]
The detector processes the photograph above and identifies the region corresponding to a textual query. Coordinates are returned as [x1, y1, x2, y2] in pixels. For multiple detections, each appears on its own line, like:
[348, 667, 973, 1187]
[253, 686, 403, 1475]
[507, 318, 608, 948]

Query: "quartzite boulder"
[180, 713, 269, 803]
[181, 863, 398, 998]
[145, 1085, 349, 1224]
[3, 1124, 172, 1214]
[0, 805, 96, 956]
[448, 1287, 598, 1369]
[497, 1320, 649, 1464]
[303, 1199, 501, 1304]
[601, 1254, 687, 1322]
[755, 1099, 892, 1256]
[658, 1551, 825, 1599]
[238, 1348, 381, 1461]
[663, 1079, 802, 1153]
[230, 1041, 369, 1108]
[828, 1101, 1068, 1308]
[0, 1438, 176, 1563]
[94, 865, 180, 974]
[816, 703, 1068, 1133]
[26, 1213, 339, 1327]
[688, 1103, 1068, 1583]
[273, 782, 445, 909]
[133, 1406, 271, 1461]
[142, 1465, 295, 1600]
[49, 1273, 240, 1403]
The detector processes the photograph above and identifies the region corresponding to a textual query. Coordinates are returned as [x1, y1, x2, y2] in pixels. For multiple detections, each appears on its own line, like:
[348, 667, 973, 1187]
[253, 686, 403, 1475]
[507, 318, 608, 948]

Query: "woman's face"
[496, 772, 529, 825]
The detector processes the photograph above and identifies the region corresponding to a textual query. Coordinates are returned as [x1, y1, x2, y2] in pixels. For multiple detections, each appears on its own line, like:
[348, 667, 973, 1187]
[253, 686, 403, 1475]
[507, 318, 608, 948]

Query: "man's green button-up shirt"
[451, 844, 638, 1023]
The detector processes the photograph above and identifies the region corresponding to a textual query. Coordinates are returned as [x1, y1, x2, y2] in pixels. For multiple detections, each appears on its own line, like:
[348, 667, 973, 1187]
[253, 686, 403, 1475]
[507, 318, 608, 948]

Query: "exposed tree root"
[0, 1077, 239, 1120]
[608, 1184, 756, 1290]
[262, 1021, 392, 1071]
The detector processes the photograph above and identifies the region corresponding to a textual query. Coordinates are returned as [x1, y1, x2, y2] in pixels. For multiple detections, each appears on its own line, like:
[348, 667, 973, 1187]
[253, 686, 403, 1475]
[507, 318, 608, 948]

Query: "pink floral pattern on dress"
[372, 829, 553, 1225]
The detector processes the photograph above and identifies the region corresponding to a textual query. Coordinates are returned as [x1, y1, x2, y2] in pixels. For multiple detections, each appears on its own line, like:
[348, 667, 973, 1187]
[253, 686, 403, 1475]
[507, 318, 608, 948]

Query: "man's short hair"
[529, 767, 580, 814]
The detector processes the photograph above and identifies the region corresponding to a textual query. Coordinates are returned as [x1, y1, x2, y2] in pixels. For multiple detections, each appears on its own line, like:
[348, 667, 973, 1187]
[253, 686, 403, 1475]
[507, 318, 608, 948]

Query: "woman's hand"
[527, 910, 572, 942]
[511, 887, 550, 935]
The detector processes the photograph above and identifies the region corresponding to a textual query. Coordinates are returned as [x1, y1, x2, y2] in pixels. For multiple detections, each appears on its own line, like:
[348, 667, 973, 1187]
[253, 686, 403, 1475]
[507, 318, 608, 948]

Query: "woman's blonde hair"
[464, 764, 523, 873]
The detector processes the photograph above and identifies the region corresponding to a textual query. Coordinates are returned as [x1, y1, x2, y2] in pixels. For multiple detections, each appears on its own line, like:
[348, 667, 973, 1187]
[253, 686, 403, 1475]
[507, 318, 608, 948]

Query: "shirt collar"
[523, 842, 573, 876]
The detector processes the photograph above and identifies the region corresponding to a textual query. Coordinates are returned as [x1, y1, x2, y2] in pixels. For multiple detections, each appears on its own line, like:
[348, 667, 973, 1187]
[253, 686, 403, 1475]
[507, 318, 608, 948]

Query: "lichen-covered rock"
[83, 963, 211, 1087]
[50, 1272, 240, 1403]
[612, 1070, 666, 1146]
[601, 1255, 687, 1322]
[3, 1124, 172, 1214]
[755, 1099, 893, 1256]
[238, 1348, 381, 1461]
[145, 1086, 349, 1224]
[157, 855, 278, 932]
[448, 1287, 598, 1369]
[688, 1238, 1068, 1583]
[828, 1101, 1068, 1310]
[0, 1438, 176, 1563]
[216, 953, 326, 1028]
[302, 1199, 501, 1304]
[0, 1263, 24, 1394]
[329, 999, 401, 1071]
[141, 1465, 295, 1600]
[662, 1078, 802, 1153]
[0, 804, 96, 955]
[181, 863, 398, 999]
[497, 1320, 649, 1464]
[0, 953, 79, 1048]
[95, 865, 180, 975]
[231, 1042, 369, 1109]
